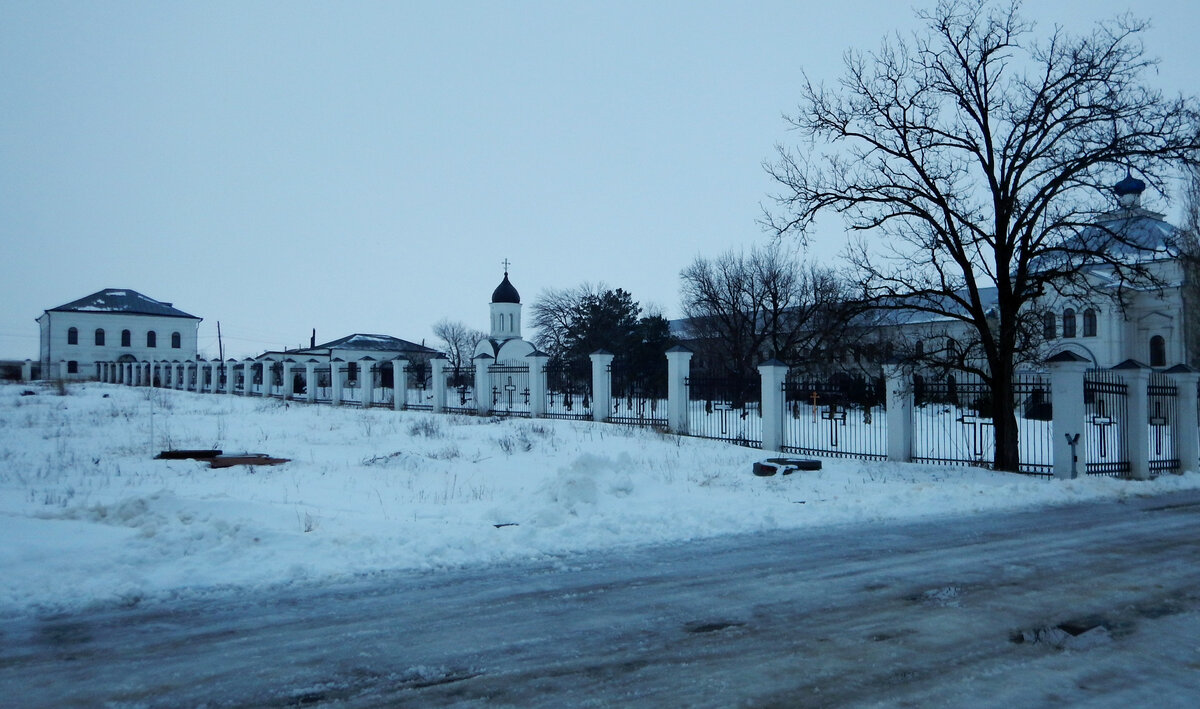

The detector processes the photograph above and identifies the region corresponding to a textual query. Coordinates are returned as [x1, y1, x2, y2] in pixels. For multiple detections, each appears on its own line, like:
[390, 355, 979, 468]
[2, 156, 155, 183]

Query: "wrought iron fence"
[609, 360, 667, 427]
[685, 373, 761, 447]
[404, 362, 433, 411]
[1148, 372, 1179, 475]
[782, 374, 885, 460]
[443, 366, 475, 414]
[911, 371, 1053, 475]
[544, 361, 592, 420]
[1084, 369, 1130, 477]
[314, 365, 332, 403]
[489, 363, 531, 416]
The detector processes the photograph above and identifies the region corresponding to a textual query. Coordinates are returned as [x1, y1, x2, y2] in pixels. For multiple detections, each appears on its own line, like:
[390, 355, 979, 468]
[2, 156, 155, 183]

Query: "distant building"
[36, 289, 200, 380]
[258, 333, 437, 387]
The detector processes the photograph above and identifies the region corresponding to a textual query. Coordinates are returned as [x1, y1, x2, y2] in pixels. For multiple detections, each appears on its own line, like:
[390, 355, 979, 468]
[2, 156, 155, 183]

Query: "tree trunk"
[991, 363, 1020, 472]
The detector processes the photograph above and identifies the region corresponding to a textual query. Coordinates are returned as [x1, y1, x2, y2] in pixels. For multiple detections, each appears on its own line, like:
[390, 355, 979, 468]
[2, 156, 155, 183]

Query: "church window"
[1062, 309, 1077, 338]
[147, 331, 157, 348]
[1083, 309, 1097, 337]
[67, 361, 78, 374]
[67, 327, 78, 345]
[1150, 335, 1166, 367]
[121, 329, 131, 347]
[914, 340, 924, 358]
[171, 332, 181, 349]
[1043, 313, 1056, 340]
[95, 329, 105, 346]
[508, 314, 514, 331]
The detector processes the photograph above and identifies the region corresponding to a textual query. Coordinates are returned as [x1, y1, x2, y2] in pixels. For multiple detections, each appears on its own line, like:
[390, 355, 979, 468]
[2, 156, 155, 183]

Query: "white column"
[474, 354, 493, 415]
[1047, 352, 1090, 479]
[331, 360, 344, 406]
[758, 359, 789, 452]
[590, 350, 615, 423]
[242, 358, 256, 395]
[360, 358, 375, 407]
[1115, 361, 1151, 481]
[1165, 366, 1199, 475]
[431, 356, 447, 413]
[282, 360, 295, 400]
[305, 361, 317, 403]
[667, 346, 694, 434]
[884, 364, 913, 463]
[527, 352, 549, 417]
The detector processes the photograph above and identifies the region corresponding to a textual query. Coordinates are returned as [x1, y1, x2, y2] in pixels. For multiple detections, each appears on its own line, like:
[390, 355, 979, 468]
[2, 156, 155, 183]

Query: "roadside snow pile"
[3, 381, 1199, 615]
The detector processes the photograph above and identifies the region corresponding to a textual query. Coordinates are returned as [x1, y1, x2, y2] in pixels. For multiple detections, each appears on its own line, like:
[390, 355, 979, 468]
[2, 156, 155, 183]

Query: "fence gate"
[609, 360, 667, 427]
[685, 373, 762, 447]
[1084, 369, 1130, 477]
[544, 360, 592, 420]
[783, 374, 885, 459]
[489, 363, 531, 416]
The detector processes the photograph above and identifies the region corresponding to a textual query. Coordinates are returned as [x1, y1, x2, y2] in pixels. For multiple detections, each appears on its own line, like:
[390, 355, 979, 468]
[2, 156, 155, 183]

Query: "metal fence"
[911, 371, 1053, 475]
[609, 360, 667, 427]
[685, 374, 762, 447]
[1148, 372, 1179, 474]
[443, 366, 475, 414]
[404, 362, 433, 411]
[488, 363, 531, 417]
[782, 374, 886, 460]
[544, 361, 592, 420]
[1084, 369, 1130, 477]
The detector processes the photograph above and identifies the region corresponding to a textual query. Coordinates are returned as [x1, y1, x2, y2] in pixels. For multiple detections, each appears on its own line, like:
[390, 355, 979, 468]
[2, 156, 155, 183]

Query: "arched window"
[95, 329, 105, 346]
[146, 331, 157, 348]
[171, 332, 181, 349]
[1083, 309, 1097, 337]
[1150, 335, 1166, 367]
[914, 340, 924, 358]
[1062, 309, 1077, 338]
[1043, 312, 1056, 340]
[508, 314, 514, 331]
[67, 327, 78, 345]
[121, 329, 131, 347]
[946, 338, 958, 359]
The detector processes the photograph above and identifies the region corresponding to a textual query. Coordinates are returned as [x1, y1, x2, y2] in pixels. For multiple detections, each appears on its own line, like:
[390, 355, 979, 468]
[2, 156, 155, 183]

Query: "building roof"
[491, 273, 521, 304]
[289, 333, 436, 355]
[47, 289, 200, 319]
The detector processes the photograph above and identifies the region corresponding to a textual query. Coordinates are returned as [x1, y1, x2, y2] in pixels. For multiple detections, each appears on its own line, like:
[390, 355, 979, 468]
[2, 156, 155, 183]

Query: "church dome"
[1112, 172, 1146, 197]
[491, 273, 520, 304]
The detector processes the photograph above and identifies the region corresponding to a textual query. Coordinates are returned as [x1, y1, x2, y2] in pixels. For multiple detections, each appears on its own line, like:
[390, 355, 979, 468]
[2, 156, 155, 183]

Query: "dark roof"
[48, 289, 199, 319]
[491, 273, 521, 304]
[302, 333, 435, 354]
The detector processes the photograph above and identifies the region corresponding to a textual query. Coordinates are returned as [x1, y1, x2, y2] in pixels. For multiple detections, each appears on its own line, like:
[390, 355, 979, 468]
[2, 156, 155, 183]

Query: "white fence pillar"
[304, 361, 317, 403]
[331, 359, 344, 405]
[666, 346, 694, 434]
[1114, 360, 1152, 481]
[431, 356, 447, 413]
[360, 358, 375, 407]
[884, 364, 913, 463]
[1047, 352, 1090, 479]
[590, 350, 614, 423]
[1165, 365, 1200, 475]
[526, 351, 549, 417]
[281, 360, 294, 400]
[241, 358, 255, 395]
[758, 359, 789, 452]
[474, 354, 493, 415]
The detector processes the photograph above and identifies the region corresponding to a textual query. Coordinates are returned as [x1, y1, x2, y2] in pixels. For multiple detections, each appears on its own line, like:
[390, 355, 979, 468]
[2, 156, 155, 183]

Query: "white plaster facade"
[36, 289, 200, 380]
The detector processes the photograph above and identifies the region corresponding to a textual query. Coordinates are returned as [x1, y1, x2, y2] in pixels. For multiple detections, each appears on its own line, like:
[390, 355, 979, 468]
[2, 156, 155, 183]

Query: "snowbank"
[3, 382, 1198, 615]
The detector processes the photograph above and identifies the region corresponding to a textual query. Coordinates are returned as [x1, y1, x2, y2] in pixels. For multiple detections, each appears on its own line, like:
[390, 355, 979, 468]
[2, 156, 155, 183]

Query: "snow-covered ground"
[4, 381, 1199, 617]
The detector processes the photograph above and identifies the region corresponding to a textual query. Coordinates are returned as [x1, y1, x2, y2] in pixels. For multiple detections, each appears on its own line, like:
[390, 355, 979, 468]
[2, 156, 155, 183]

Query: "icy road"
[4, 489, 1200, 708]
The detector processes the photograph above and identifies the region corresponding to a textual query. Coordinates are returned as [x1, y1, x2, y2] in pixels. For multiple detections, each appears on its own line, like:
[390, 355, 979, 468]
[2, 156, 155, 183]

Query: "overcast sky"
[2, 1, 1196, 359]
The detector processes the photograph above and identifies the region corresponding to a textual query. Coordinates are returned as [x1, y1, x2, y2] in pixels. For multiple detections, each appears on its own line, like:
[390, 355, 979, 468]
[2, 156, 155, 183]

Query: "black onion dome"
[491, 273, 520, 304]
[1113, 172, 1146, 197]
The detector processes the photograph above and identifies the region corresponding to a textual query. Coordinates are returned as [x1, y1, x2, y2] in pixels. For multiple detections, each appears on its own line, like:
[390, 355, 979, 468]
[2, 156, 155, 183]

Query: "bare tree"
[432, 319, 485, 370]
[764, 0, 1199, 470]
[528, 283, 606, 361]
[679, 245, 853, 377]
[1179, 164, 1200, 368]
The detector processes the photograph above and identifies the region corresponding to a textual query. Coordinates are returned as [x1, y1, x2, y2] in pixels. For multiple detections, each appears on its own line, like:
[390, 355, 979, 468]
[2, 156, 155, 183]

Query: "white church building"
[473, 268, 535, 363]
[36, 289, 201, 380]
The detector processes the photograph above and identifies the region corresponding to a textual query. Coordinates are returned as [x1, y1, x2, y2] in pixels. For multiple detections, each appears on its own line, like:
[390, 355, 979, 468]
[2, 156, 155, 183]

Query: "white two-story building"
[36, 289, 201, 380]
